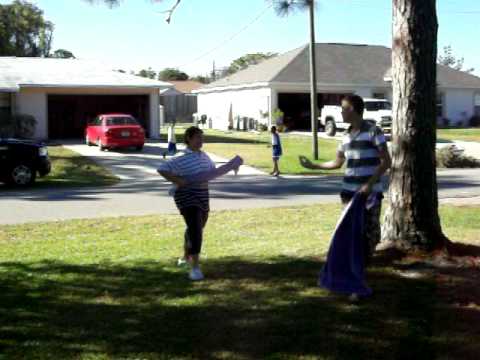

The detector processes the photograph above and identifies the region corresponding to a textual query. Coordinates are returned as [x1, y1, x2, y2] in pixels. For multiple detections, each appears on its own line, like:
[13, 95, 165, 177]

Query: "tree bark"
[381, 0, 448, 251]
[308, 0, 319, 160]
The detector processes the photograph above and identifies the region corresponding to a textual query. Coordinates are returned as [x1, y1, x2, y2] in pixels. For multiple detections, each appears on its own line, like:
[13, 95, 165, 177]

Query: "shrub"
[258, 123, 268, 132]
[438, 117, 450, 129]
[272, 108, 284, 125]
[469, 115, 480, 127]
[0, 113, 37, 138]
[436, 145, 479, 168]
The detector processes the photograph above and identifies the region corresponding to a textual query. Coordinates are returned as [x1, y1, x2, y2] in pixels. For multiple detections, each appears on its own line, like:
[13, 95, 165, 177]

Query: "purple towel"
[184, 155, 243, 184]
[319, 193, 377, 297]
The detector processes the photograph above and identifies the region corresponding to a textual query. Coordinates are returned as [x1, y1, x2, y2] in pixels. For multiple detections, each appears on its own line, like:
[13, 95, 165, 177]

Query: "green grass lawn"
[437, 128, 480, 142]
[161, 128, 341, 175]
[35, 146, 119, 188]
[1, 204, 479, 359]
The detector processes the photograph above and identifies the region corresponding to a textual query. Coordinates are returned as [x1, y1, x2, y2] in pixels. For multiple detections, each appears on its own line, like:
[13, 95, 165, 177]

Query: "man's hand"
[299, 155, 315, 169]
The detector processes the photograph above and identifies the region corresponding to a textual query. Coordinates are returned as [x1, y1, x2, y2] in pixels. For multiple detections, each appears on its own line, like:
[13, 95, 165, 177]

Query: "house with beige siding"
[194, 43, 480, 131]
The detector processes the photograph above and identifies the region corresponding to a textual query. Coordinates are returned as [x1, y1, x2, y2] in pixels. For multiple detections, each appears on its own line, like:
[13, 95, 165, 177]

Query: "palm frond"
[271, 0, 314, 17]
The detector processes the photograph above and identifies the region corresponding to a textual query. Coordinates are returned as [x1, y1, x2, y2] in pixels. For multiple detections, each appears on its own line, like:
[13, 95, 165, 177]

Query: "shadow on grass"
[0, 255, 456, 359]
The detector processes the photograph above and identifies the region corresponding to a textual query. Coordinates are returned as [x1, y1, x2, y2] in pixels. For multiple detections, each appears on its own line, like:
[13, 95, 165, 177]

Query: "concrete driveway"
[1, 141, 480, 225]
[63, 142, 264, 180]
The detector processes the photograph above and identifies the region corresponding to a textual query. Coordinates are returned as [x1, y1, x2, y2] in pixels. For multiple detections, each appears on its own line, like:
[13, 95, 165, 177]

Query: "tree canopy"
[158, 68, 189, 81]
[438, 45, 474, 74]
[227, 53, 277, 75]
[0, 0, 54, 57]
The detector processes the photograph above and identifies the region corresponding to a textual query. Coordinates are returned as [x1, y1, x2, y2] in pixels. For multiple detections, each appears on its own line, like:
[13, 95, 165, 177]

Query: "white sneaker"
[189, 267, 204, 281]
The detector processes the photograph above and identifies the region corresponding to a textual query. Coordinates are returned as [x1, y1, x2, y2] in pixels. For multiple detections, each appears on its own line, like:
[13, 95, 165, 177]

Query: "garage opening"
[278, 93, 351, 131]
[48, 95, 149, 139]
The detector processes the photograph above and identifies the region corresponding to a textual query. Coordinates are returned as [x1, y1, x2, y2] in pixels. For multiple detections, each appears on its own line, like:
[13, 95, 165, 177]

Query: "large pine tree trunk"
[381, 0, 448, 251]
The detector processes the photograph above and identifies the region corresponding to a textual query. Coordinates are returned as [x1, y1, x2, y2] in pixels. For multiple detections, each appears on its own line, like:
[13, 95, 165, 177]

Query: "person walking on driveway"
[167, 123, 177, 156]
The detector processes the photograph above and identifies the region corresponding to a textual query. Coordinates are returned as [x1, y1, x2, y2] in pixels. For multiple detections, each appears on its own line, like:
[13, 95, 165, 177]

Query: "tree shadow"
[0, 255, 470, 359]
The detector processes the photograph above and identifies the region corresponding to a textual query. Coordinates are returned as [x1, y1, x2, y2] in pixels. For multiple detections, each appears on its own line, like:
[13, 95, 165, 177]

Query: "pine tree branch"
[157, 0, 182, 24]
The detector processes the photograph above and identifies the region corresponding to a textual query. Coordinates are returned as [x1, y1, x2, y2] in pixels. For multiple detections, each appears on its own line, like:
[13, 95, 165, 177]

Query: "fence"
[160, 94, 197, 123]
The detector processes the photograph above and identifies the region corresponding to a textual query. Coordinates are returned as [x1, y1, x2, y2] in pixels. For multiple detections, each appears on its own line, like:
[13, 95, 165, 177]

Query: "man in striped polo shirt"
[300, 95, 392, 263]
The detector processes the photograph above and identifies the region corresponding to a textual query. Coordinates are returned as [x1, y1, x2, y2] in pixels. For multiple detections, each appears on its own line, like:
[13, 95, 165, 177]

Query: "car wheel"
[325, 121, 337, 137]
[85, 135, 93, 146]
[97, 138, 106, 151]
[135, 145, 143, 151]
[10, 164, 36, 186]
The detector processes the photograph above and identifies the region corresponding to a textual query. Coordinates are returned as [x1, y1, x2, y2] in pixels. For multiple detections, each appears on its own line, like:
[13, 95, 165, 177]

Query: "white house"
[0, 57, 172, 140]
[194, 43, 480, 130]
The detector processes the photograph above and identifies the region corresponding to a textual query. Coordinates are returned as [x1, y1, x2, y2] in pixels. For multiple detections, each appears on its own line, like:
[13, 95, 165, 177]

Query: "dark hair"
[271, 126, 277, 132]
[184, 126, 203, 145]
[343, 95, 365, 116]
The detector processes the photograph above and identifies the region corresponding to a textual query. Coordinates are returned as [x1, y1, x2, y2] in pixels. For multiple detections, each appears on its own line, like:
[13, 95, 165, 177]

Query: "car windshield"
[106, 117, 138, 126]
[365, 101, 392, 111]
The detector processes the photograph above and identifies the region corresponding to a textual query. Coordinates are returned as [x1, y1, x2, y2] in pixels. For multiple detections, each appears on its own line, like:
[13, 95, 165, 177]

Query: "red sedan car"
[85, 114, 145, 151]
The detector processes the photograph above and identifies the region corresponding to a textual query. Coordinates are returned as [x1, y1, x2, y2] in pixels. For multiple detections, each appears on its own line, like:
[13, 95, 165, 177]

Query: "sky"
[1, 0, 479, 77]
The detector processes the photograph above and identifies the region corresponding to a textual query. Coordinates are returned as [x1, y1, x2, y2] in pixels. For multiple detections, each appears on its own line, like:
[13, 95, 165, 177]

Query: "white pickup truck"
[319, 98, 392, 136]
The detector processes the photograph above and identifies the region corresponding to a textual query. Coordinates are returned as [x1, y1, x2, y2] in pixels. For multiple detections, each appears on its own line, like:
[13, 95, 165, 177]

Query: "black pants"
[180, 206, 209, 256]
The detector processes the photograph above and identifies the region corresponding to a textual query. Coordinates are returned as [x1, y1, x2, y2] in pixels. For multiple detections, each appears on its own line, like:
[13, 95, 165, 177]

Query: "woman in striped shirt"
[158, 126, 242, 281]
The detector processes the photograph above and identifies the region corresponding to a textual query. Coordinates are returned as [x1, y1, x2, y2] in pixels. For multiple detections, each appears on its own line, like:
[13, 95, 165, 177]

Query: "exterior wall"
[443, 88, 477, 126]
[197, 87, 271, 130]
[13, 87, 163, 140]
[198, 83, 480, 130]
[149, 90, 160, 139]
[14, 91, 47, 139]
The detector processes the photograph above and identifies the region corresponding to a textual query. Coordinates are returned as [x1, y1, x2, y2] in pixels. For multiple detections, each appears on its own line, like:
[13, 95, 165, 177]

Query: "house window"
[475, 93, 480, 116]
[436, 93, 444, 118]
[0, 93, 11, 120]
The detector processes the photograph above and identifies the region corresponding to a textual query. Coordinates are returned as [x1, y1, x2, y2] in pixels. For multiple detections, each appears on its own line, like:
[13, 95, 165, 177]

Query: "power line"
[179, 2, 273, 68]
[180, 0, 478, 70]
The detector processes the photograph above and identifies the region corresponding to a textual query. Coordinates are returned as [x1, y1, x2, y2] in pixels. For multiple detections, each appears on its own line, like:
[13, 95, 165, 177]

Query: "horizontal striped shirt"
[338, 121, 387, 193]
[158, 149, 216, 211]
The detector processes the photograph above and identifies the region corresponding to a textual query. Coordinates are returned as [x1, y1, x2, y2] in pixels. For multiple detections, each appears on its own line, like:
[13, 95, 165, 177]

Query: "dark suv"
[0, 138, 51, 186]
